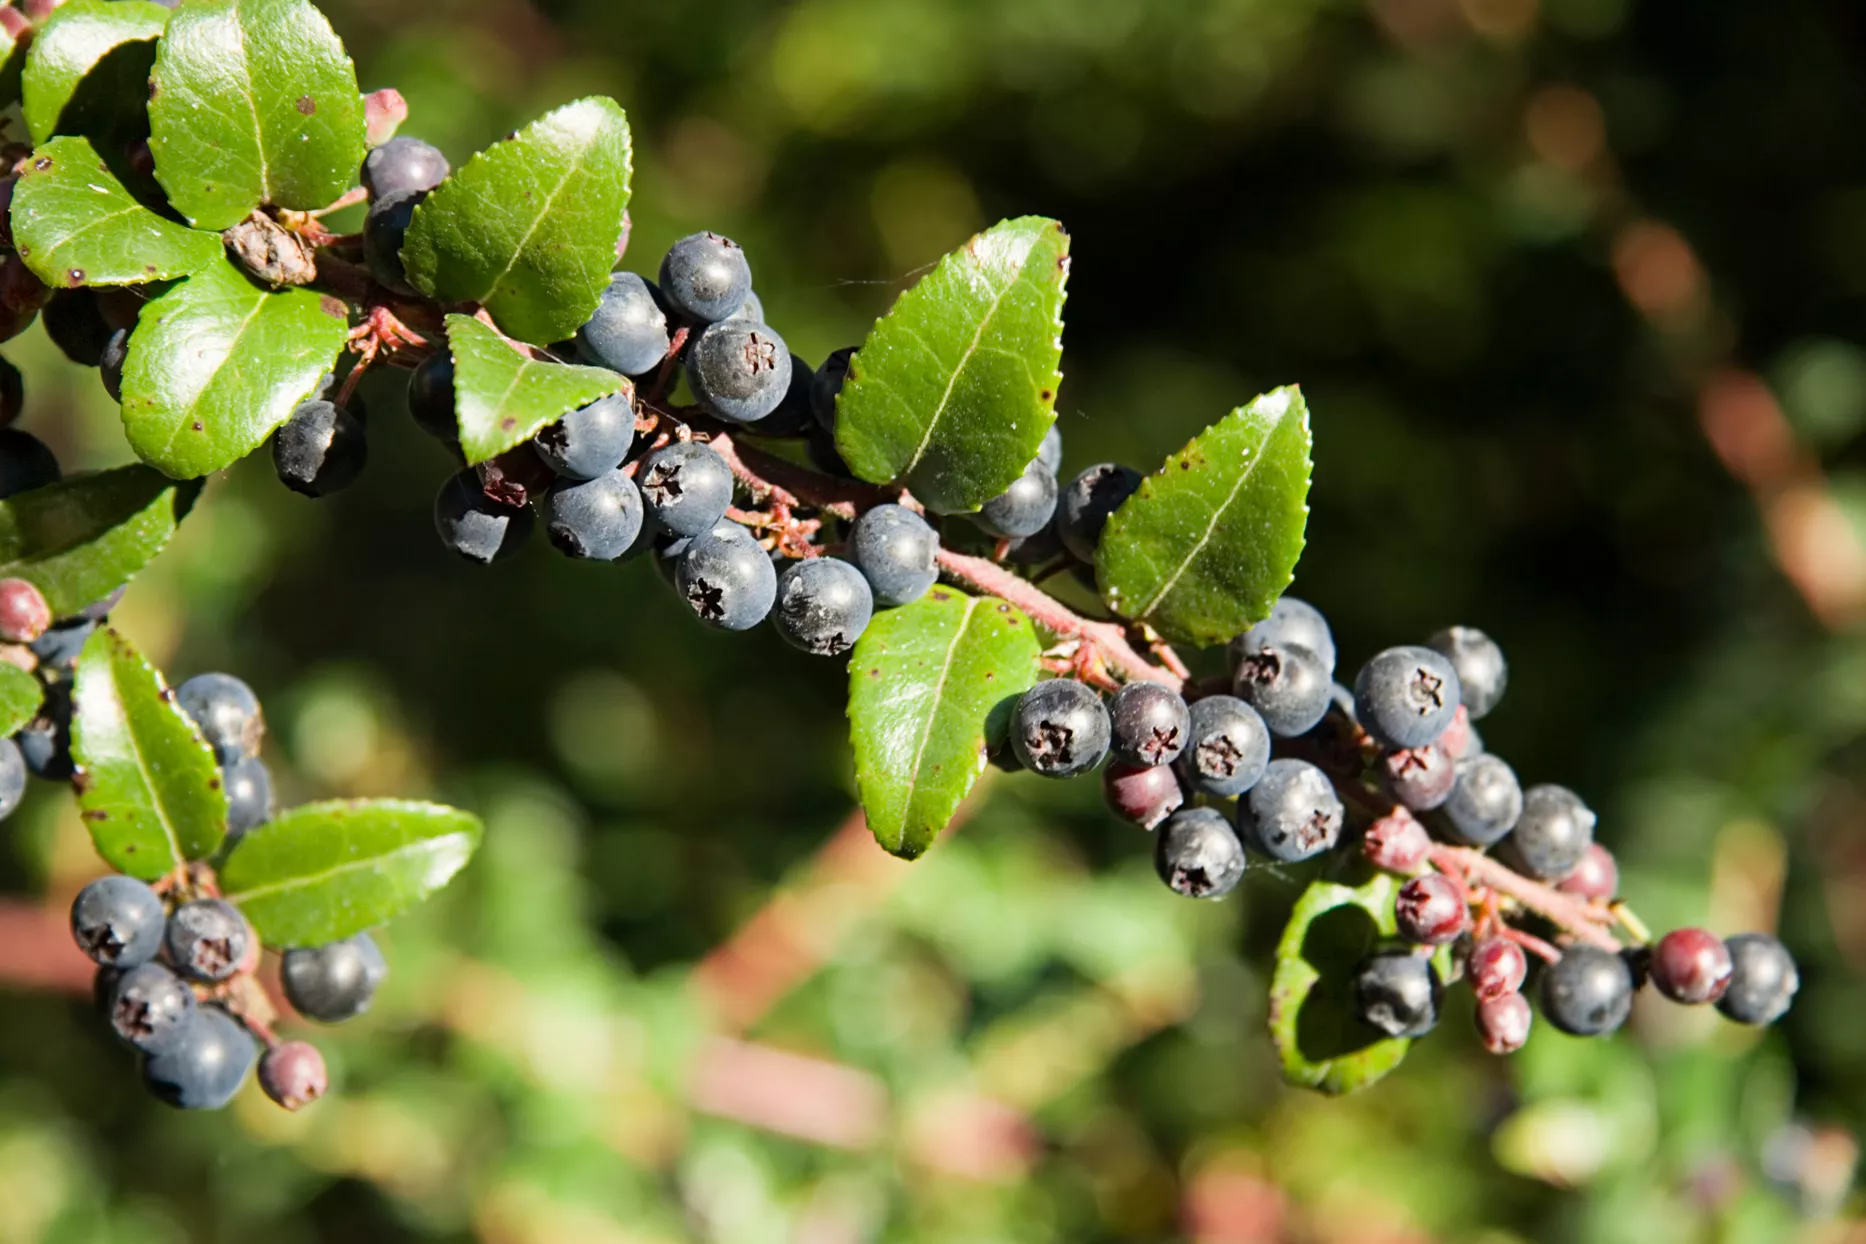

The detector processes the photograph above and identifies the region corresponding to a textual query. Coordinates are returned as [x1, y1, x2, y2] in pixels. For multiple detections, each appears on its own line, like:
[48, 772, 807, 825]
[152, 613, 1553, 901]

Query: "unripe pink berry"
[1651, 927, 1733, 1004]
[1476, 991, 1532, 1054]
[0, 578, 51, 643]
[1467, 936, 1528, 1001]
[1557, 843, 1618, 902]
[1102, 761, 1184, 831]
[1363, 808, 1430, 874]
[1395, 873, 1468, 945]
[1438, 705, 1475, 760]
[363, 88, 408, 147]
[259, 1041, 329, 1111]
[1380, 743, 1457, 811]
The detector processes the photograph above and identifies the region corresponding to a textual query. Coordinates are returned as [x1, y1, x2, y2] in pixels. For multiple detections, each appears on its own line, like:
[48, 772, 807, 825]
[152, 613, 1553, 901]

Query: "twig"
[1428, 844, 1621, 953]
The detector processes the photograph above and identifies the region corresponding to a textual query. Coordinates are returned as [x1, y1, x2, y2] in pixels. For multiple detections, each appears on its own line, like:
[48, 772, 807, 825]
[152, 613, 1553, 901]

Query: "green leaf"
[220, 799, 483, 946]
[0, 663, 43, 738]
[847, 585, 1042, 859]
[1268, 872, 1412, 1095]
[146, 0, 366, 230]
[1096, 386, 1312, 647]
[0, 22, 24, 112]
[70, 627, 228, 878]
[10, 136, 223, 289]
[403, 97, 633, 346]
[444, 313, 628, 465]
[119, 258, 349, 478]
[0, 466, 199, 616]
[833, 216, 1068, 514]
[22, 0, 169, 147]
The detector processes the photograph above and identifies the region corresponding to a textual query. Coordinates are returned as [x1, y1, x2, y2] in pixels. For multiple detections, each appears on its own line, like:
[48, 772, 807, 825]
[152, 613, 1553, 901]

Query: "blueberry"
[0, 737, 24, 820]
[1238, 758, 1343, 863]
[849, 504, 939, 607]
[1476, 992, 1532, 1054]
[273, 399, 367, 497]
[687, 320, 792, 424]
[1395, 873, 1468, 945]
[1154, 806, 1246, 899]
[0, 355, 20, 425]
[811, 347, 857, 430]
[658, 232, 752, 323]
[752, 355, 817, 438]
[143, 1006, 255, 1110]
[43, 288, 111, 366]
[1354, 951, 1441, 1038]
[1651, 928, 1733, 1005]
[109, 961, 196, 1054]
[259, 1040, 329, 1111]
[1504, 784, 1594, 881]
[406, 351, 458, 445]
[1104, 762, 1185, 830]
[99, 328, 128, 402]
[0, 428, 59, 498]
[175, 672, 264, 766]
[637, 441, 734, 538]
[1427, 626, 1507, 720]
[1057, 463, 1142, 562]
[676, 526, 778, 631]
[1441, 753, 1522, 846]
[281, 933, 387, 1023]
[1716, 933, 1798, 1025]
[535, 391, 634, 480]
[223, 755, 273, 846]
[165, 899, 251, 982]
[1010, 679, 1110, 778]
[361, 136, 449, 200]
[363, 189, 423, 293]
[0, 577, 48, 642]
[18, 682, 72, 779]
[773, 557, 873, 655]
[434, 469, 532, 563]
[1108, 681, 1190, 768]
[975, 462, 1058, 539]
[576, 272, 670, 376]
[1353, 645, 1462, 750]
[69, 874, 165, 967]
[726, 289, 764, 323]
[543, 468, 644, 560]
[1034, 423, 1062, 476]
[1379, 743, 1457, 812]
[1177, 695, 1269, 798]
[1231, 641, 1332, 738]
[1540, 944, 1634, 1036]
[1230, 596, 1336, 675]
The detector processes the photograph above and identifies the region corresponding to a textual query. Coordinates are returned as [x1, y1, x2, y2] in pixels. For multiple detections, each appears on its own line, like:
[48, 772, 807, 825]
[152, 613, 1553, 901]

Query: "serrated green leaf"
[0, 663, 43, 738]
[146, 0, 365, 230]
[220, 799, 483, 946]
[444, 313, 628, 465]
[0, 466, 199, 616]
[848, 585, 1041, 859]
[1096, 386, 1312, 647]
[23, 0, 169, 147]
[0, 23, 22, 112]
[1268, 872, 1412, 1095]
[70, 627, 228, 878]
[119, 257, 349, 478]
[403, 97, 632, 346]
[11, 136, 222, 289]
[834, 216, 1067, 514]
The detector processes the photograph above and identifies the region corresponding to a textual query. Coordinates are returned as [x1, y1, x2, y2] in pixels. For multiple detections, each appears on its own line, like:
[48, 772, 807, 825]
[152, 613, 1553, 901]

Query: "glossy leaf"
[0, 21, 23, 111]
[22, 0, 169, 146]
[220, 799, 483, 946]
[1097, 386, 1312, 647]
[11, 136, 222, 288]
[146, 0, 366, 229]
[0, 663, 43, 738]
[403, 97, 633, 346]
[1268, 872, 1412, 1095]
[70, 627, 228, 878]
[444, 313, 628, 465]
[119, 257, 349, 478]
[848, 585, 1041, 859]
[0, 467, 199, 616]
[834, 216, 1068, 514]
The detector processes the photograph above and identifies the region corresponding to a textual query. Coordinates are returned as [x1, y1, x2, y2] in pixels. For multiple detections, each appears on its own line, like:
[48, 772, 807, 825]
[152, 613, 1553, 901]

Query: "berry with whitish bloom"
[976, 462, 1058, 539]
[1716, 933, 1799, 1025]
[282, 933, 388, 1023]
[18, 682, 72, 779]
[434, 470, 532, 564]
[223, 755, 273, 846]
[811, 347, 856, 430]
[1354, 951, 1441, 1038]
[1230, 596, 1336, 675]
[70, 874, 165, 967]
[1362, 807, 1430, 874]
[543, 469, 643, 561]
[1428, 625, 1508, 720]
[676, 526, 778, 631]
[1232, 641, 1332, 737]
[1154, 807, 1246, 898]
[1395, 873, 1468, 945]
[576, 272, 670, 376]
[1108, 681, 1190, 768]
[1239, 758, 1343, 862]
[1652, 928, 1734, 1005]
[165, 899, 251, 982]
[534, 392, 634, 480]
[659, 232, 752, 323]
[1540, 944, 1634, 1036]
[175, 672, 264, 766]
[687, 319, 792, 424]
[1178, 694, 1269, 798]
[1505, 784, 1595, 881]
[1104, 762, 1184, 830]
[361, 136, 449, 199]
[1354, 646, 1462, 750]
[109, 962, 196, 1054]
[259, 1041, 330, 1111]
[636, 441, 734, 538]
[1441, 753, 1522, 846]
[1034, 423, 1062, 475]
[142, 1006, 255, 1110]
[1468, 937, 1528, 1000]
[363, 189, 422, 293]
[273, 399, 367, 497]
[100, 328, 128, 402]
[850, 504, 939, 607]
[1380, 743, 1457, 812]
[1476, 991, 1532, 1054]
[772, 557, 873, 656]
[1011, 679, 1110, 778]
[1057, 463, 1142, 561]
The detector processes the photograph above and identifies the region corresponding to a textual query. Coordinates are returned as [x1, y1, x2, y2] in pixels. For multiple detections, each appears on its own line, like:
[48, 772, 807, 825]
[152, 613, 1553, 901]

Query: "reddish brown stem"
[1428, 844, 1621, 954]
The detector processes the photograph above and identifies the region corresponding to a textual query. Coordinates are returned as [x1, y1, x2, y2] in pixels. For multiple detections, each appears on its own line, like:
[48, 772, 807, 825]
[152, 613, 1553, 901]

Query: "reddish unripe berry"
[1380, 743, 1457, 811]
[1467, 937, 1528, 1000]
[1476, 990, 1532, 1054]
[0, 9, 25, 39]
[1438, 705, 1475, 760]
[1363, 808, 1430, 874]
[1395, 873, 1469, 945]
[1102, 761, 1184, 831]
[364, 88, 409, 146]
[0, 578, 50, 643]
[1556, 843, 1619, 902]
[259, 1041, 329, 1111]
[1651, 927, 1734, 1004]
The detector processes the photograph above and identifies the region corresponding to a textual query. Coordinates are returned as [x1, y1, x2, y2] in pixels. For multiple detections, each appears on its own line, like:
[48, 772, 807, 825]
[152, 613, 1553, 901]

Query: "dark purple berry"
[1056, 463, 1141, 561]
[1231, 641, 1331, 737]
[224, 755, 273, 846]
[772, 557, 872, 656]
[1177, 694, 1269, 798]
[1353, 646, 1462, 750]
[1505, 784, 1594, 881]
[434, 470, 532, 564]
[1540, 945, 1634, 1036]
[1441, 753, 1522, 846]
[676, 525, 778, 631]
[1011, 679, 1110, 778]
[659, 232, 752, 323]
[175, 672, 263, 766]
[109, 961, 197, 1053]
[543, 469, 644, 561]
[143, 1006, 255, 1110]
[0, 428, 59, 498]
[406, 350, 458, 445]
[165, 899, 251, 982]
[849, 504, 938, 607]
[1230, 596, 1336, 675]
[1154, 806, 1245, 899]
[363, 188, 422, 293]
[1652, 928, 1733, 1005]
[70, 874, 165, 967]
[637, 441, 734, 538]
[975, 462, 1057, 539]
[361, 136, 449, 199]
[1108, 681, 1189, 768]
[1716, 933, 1798, 1025]
[1427, 625, 1507, 720]
[811, 347, 856, 430]
[1238, 758, 1342, 863]
[535, 391, 634, 480]
[282, 933, 387, 1023]
[274, 399, 367, 497]
[1355, 951, 1441, 1038]
[576, 272, 670, 376]
[688, 320, 792, 424]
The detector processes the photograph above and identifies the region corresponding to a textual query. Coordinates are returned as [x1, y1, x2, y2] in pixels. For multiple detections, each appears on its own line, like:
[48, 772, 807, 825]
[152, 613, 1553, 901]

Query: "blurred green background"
[2, 0, 1864, 1239]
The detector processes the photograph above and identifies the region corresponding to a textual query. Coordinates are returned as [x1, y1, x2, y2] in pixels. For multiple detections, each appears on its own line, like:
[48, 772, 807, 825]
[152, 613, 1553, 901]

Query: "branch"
[1428, 843, 1622, 954]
